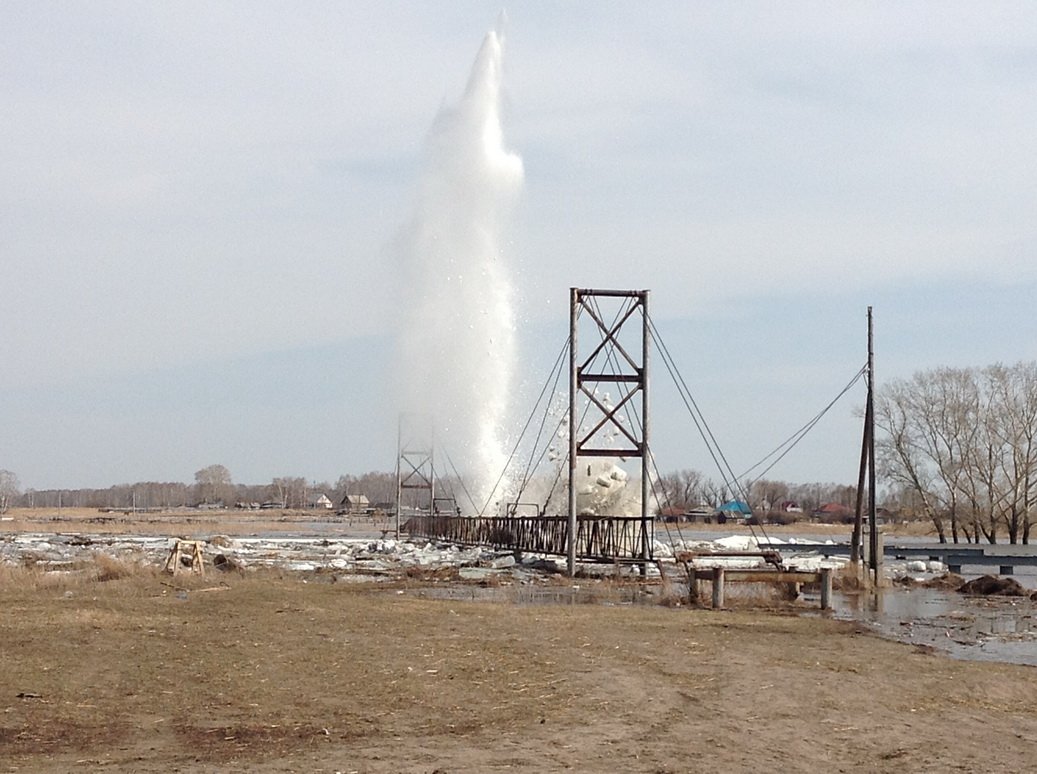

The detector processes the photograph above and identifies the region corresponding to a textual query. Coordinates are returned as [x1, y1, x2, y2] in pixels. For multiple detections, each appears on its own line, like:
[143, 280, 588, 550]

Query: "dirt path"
[2, 568, 1036, 772]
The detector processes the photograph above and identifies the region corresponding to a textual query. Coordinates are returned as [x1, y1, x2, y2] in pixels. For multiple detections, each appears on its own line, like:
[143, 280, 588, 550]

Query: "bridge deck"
[404, 514, 654, 563]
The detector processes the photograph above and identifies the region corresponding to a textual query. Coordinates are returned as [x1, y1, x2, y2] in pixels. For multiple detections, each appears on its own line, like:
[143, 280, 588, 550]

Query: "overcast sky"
[3, 2, 1036, 491]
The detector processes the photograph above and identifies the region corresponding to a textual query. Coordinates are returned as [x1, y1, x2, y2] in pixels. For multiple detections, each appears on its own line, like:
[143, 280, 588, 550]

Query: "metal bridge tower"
[567, 289, 651, 576]
[395, 413, 435, 539]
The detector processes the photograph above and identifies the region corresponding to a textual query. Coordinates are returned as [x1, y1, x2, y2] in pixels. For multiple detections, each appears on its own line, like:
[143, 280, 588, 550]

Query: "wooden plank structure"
[407, 517, 832, 609]
[164, 540, 205, 576]
[676, 551, 833, 610]
[405, 514, 652, 563]
[691, 567, 834, 610]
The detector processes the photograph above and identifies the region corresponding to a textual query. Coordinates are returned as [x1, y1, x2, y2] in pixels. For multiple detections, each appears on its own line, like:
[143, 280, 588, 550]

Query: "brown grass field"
[1, 506, 392, 538]
[2, 506, 938, 540]
[2, 555, 1037, 773]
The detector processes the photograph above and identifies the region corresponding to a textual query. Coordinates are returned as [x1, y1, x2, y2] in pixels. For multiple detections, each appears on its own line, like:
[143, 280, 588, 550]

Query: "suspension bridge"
[399, 287, 872, 578]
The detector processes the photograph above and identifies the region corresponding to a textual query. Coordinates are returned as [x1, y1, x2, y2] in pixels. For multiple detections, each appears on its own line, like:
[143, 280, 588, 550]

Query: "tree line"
[2, 466, 402, 513]
[653, 469, 857, 519]
[5, 361, 1035, 543]
[4, 461, 856, 520]
[877, 361, 1037, 544]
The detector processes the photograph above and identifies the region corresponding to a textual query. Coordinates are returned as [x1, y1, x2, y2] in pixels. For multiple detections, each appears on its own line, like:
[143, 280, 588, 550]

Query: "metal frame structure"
[405, 513, 649, 562]
[395, 413, 435, 539]
[568, 288, 651, 576]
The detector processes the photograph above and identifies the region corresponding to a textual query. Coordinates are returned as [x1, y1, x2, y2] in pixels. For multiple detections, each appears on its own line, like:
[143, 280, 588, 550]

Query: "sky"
[2, 2, 1036, 491]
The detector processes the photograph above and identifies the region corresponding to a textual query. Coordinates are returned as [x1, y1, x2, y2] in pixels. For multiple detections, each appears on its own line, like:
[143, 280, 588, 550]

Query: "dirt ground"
[3, 562, 1037, 773]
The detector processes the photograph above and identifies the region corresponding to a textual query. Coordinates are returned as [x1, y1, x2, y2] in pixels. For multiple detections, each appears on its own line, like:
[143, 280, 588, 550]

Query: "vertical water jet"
[394, 23, 523, 514]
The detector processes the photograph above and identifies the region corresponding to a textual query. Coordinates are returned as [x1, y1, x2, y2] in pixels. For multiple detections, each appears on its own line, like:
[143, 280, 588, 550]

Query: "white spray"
[395, 23, 523, 514]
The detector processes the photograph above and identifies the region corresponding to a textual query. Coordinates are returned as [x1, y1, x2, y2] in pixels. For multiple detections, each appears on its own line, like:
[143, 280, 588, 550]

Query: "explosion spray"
[395, 22, 523, 514]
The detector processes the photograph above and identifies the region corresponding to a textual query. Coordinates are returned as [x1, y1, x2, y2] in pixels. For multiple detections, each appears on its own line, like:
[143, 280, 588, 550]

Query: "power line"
[738, 364, 867, 486]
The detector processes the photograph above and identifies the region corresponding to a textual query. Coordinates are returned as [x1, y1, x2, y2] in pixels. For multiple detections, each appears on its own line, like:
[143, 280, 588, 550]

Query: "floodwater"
[812, 587, 1037, 667]
[409, 578, 1037, 667]
[7, 526, 1037, 667]
[670, 527, 1037, 665]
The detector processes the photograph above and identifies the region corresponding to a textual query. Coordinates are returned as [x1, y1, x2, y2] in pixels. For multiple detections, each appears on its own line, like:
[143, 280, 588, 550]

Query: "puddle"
[820, 588, 1037, 666]
[403, 583, 657, 607]
[409, 580, 1037, 667]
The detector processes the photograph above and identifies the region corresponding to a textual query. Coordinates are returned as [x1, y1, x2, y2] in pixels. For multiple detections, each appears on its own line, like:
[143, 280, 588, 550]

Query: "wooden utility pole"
[851, 407, 869, 567]
[866, 307, 879, 585]
[852, 307, 877, 584]
[567, 288, 578, 577]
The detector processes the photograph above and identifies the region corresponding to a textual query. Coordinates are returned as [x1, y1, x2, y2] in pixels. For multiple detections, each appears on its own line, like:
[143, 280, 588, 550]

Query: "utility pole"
[567, 288, 578, 577]
[866, 306, 879, 585]
[852, 307, 877, 578]
[851, 333, 868, 566]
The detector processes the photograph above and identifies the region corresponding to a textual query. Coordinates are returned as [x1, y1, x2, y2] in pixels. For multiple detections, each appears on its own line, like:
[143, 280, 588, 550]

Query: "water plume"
[394, 22, 523, 514]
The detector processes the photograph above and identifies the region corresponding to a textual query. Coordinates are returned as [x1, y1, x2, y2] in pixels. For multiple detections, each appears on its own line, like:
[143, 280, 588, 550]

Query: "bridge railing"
[404, 514, 653, 562]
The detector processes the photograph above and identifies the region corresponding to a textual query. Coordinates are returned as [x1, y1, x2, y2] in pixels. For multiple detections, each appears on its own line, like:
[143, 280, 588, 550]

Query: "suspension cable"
[479, 330, 575, 516]
[647, 319, 741, 491]
[739, 363, 867, 487]
[515, 336, 570, 496]
[441, 447, 478, 515]
[647, 312, 872, 552]
[647, 446, 689, 553]
[646, 315, 771, 546]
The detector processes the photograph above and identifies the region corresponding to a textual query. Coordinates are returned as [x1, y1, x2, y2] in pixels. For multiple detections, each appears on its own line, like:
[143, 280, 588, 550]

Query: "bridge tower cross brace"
[395, 413, 435, 539]
[567, 288, 651, 576]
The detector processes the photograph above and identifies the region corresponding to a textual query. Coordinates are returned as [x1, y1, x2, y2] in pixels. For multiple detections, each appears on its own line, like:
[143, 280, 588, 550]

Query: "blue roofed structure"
[718, 500, 752, 516]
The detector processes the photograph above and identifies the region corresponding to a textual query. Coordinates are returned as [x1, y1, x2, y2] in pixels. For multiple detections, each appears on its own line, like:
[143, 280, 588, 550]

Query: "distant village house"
[340, 494, 371, 514]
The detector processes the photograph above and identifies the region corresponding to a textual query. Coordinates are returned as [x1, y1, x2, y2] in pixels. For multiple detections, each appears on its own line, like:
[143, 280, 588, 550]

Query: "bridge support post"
[820, 568, 832, 610]
[396, 413, 435, 540]
[712, 567, 725, 609]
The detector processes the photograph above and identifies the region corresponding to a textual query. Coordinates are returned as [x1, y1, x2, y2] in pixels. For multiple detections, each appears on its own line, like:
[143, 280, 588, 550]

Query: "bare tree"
[271, 477, 290, 508]
[194, 464, 232, 505]
[980, 364, 1037, 543]
[877, 362, 1037, 544]
[749, 478, 790, 512]
[270, 476, 308, 509]
[656, 469, 708, 512]
[0, 470, 20, 514]
[334, 471, 399, 509]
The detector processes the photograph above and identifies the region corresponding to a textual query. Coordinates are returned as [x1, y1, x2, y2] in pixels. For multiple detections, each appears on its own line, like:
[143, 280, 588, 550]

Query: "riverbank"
[3, 568, 1037, 772]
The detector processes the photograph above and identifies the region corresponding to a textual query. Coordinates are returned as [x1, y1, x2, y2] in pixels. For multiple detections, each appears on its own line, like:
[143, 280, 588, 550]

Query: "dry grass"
[830, 561, 867, 591]
[0, 553, 161, 592]
[2, 506, 391, 539]
[6, 507, 939, 540]
[90, 552, 148, 582]
[3, 572, 1037, 772]
[655, 566, 687, 607]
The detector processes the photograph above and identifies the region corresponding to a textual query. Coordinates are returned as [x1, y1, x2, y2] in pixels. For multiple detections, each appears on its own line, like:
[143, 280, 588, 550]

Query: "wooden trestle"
[404, 514, 653, 563]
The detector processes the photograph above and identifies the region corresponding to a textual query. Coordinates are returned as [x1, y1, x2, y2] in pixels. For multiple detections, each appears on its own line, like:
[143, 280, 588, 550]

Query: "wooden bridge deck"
[404, 514, 653, 563]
